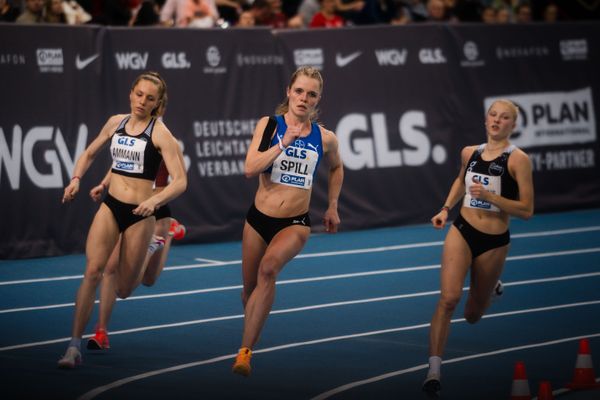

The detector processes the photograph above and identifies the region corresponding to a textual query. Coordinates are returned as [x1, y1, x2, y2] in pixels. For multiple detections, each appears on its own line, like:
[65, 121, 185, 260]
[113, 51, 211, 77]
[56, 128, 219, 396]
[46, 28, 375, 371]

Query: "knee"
[141, 275, 157, 287]
[258, 257, 281, 283]
[83, 267, 104, 286]
[464, 310, 483, 324]
[116, 285, 134, 299]
[141, 279, 156, 287]
[438, 293, 461, 314]
[464, 303, 484, 324]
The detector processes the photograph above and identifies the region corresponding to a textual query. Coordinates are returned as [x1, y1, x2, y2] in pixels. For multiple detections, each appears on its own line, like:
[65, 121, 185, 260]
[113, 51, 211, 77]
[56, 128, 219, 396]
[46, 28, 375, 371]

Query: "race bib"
[111, 135, 147, 174]
[463, 171, 501, 212]
[270, 144, 319, 190]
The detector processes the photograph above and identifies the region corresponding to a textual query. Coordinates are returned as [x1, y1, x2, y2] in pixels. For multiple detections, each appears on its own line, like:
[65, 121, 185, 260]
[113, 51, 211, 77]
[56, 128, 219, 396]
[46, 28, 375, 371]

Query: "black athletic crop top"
[462, 143, 519, 212]
[110, 115, 162, 181]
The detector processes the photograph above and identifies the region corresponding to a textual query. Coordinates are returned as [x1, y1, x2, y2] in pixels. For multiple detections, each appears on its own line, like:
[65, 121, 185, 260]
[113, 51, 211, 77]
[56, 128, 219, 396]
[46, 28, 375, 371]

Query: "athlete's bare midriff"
[109, 174, 155, 204]
[460, 206, 510, 235]
[254, 174, 311, 217]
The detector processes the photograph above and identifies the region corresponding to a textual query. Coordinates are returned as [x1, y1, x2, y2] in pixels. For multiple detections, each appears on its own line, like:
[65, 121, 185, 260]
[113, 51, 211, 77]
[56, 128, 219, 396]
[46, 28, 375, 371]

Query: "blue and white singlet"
[265, 115, 323, 190]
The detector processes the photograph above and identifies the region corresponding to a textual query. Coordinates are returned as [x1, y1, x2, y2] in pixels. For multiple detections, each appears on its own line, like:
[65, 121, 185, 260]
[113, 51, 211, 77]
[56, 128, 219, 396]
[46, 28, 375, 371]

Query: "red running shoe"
[87, 328, 110, 350]
[169, 219, 186, 240]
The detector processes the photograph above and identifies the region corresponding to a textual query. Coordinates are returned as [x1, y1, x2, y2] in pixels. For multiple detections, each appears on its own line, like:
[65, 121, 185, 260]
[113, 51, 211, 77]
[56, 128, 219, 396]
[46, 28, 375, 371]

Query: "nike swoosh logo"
[76, 54, 99, 70]
[336, 51, 361, 67]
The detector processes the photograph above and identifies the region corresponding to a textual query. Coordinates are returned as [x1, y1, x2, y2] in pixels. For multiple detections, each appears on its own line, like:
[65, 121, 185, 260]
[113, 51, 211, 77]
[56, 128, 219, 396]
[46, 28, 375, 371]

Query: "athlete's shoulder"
[318, 123, 337, 144]
[508, 146, 531, 165]
[107, 114, 128, 125]
[461, 144, 478, 156]
[101, 114, 127, 135]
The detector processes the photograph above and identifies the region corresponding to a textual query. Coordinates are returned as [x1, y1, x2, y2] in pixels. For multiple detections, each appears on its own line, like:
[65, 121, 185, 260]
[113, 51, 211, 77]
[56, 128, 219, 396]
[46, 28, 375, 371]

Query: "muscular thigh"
[470, 244, 509, 296]
[85, 204, 120, 270]
[262, 225, 310, 273]
[119, 217, 156, 268]
[242, 222, 268, 287]
[440, 226, 472, 297]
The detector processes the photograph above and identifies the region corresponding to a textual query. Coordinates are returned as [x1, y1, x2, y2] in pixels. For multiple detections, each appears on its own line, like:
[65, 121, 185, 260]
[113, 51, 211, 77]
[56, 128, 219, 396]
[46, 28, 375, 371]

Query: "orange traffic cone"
[567, 338, 600, 390]
[511, 361, 532, 400]
[536, 381, 554, 400]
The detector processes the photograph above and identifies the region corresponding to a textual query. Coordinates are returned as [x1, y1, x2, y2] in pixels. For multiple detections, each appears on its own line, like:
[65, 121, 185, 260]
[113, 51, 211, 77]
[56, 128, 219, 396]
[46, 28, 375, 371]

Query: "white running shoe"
[491, 280, 504, 301]
[422, 374, 441, 397]
[148, 235, 166, 255]
[57, 346, 82, 369]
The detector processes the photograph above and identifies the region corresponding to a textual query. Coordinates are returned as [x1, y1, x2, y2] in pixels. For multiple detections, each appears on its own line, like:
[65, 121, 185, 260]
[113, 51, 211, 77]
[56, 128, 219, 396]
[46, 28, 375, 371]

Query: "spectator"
[390, 2, 410, 24]
[403, 0, 428, 22]
[490, 0, 515, 21]
[496, 5, 510, 22]
[160, 0, 217, 27]
[62, 0, 92, 24]
[15, 0, 43, 23]
[542, 2, 558, 22]
[236, 8, 254, 25]
[44, 0, 68, 23]
[425, 0, 447, 22]
[0, 0, 20, 22]
[297, 0, 320, 25]
[310, 0, 345, 27]
[250, 0, 286, 28]
[338, 0, 374, 25]
[215, 0, 244, 25]
[480, 5, 496, 22]
[131, 0, 160, 25]
[514, 2, 530, 22]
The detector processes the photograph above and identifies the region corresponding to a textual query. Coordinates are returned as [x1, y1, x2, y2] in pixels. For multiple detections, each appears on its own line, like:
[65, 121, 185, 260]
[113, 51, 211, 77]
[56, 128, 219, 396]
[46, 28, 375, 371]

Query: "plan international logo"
[293, 48, 323, 69]
[37, 48, 63, 73]
[560, 39, 588, 61]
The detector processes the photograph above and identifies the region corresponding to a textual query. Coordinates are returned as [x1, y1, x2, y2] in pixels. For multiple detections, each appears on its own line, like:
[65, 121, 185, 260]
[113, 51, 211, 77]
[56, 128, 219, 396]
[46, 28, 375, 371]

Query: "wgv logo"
[375, 49, 407, 66]
[115, 52, 148, 70]
[0, 124, 88, 189]
[118, 137, 136, 146]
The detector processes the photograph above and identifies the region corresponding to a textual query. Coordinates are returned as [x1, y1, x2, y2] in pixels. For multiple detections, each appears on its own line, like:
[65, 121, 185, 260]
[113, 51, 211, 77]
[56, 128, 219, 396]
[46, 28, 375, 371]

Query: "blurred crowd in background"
[2, 0, 598, 29]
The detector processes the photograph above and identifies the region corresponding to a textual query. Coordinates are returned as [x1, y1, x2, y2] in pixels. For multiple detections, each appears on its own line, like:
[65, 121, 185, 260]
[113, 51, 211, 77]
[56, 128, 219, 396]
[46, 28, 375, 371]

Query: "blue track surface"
[1, 209, 599, 399]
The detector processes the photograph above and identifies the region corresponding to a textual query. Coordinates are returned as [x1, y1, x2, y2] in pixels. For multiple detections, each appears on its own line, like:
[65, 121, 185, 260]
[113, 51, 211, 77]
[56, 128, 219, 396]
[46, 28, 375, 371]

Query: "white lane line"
[311, 332, 600, 400]
[77, 302, 600, 400]
[2, 270, 599, 351]
[2, 226, 599, 286]
[1, 248, 599, 314]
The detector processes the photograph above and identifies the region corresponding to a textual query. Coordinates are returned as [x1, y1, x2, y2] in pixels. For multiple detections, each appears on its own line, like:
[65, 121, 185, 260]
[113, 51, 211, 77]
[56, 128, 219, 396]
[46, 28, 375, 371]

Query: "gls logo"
[162, 52, 191, 69]
[419, 48, 446, 64]
[284, 147, 307, 159]
[336, 112, 447, 170]
[117, 137, 136, 146]
[115, 52, 148, 70]
[0, 124, 88, 189]
[471, 175, 490, 185]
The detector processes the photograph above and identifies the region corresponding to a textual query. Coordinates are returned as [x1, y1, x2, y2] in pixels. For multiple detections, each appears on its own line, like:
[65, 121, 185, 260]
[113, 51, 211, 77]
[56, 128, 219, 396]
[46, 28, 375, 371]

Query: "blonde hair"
[488, 99, 519, 122]
[131, 71, 168, 117]
[275, 66, 323, 121]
